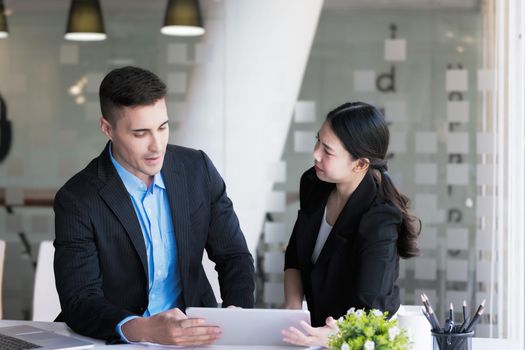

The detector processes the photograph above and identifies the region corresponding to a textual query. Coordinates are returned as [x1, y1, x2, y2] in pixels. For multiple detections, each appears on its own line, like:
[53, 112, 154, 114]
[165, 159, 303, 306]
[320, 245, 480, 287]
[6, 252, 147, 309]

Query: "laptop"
[0, 325, 94, 350]
[186, 307, 311, 347]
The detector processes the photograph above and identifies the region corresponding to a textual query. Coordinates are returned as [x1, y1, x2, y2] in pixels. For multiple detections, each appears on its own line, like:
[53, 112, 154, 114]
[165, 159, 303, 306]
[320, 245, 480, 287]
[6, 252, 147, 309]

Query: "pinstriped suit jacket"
[53, 143, 255, 342]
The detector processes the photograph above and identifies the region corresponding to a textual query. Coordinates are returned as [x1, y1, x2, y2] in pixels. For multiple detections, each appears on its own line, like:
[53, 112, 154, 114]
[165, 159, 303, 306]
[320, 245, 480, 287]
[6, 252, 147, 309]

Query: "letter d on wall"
[0, 93, 12, 163]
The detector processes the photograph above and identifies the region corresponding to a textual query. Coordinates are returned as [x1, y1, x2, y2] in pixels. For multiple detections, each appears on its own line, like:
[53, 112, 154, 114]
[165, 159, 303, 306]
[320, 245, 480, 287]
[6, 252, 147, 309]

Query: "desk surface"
[0, 320, 517, 349]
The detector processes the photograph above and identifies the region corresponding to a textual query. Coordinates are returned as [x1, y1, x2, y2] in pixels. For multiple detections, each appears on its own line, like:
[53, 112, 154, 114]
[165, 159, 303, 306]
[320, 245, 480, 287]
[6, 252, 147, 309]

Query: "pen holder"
[431, 331, 474, 350]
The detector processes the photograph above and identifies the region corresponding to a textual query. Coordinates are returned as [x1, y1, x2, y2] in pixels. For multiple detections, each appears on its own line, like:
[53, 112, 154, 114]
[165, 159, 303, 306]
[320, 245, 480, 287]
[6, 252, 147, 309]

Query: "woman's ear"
[354, 158, 370, 173]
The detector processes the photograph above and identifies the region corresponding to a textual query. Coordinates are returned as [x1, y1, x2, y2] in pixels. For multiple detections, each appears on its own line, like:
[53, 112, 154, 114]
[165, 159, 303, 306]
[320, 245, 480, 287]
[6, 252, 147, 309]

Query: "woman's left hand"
[282, 317, 338, 348]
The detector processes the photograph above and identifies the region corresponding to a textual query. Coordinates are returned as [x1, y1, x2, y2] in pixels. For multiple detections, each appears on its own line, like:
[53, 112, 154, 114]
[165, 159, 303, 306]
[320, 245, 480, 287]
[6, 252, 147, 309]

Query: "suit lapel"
[97, 143, 148, 278]
[161, 148, 191, 300]
[314, 172, 377, 266]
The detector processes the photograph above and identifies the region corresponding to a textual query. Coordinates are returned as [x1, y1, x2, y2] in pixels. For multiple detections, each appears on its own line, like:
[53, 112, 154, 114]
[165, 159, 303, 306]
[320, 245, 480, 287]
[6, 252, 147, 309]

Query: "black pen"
[449, 302, 454, 325]
[459, 315, 470, 333]
[465, 299, 486, 332]
[462, 300, 467, 323]
[421, 306, 435, 329]
[420, 294, 430, 314]
[422, 294, 441, 331]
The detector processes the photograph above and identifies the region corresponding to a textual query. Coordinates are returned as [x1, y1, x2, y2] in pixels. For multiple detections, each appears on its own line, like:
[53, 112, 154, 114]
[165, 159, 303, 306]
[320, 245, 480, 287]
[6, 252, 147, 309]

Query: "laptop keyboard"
[0, 334, 42, 349]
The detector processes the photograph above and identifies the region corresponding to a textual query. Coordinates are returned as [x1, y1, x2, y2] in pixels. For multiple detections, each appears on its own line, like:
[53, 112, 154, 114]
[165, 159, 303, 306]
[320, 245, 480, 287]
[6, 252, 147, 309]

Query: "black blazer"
[285, 168, 401, 326]
[54, 143, 255, 342]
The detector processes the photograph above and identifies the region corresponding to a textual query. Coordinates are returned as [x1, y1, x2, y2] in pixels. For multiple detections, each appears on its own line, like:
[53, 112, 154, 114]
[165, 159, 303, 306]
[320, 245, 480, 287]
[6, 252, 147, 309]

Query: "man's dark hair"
[99, 66, 167, 125]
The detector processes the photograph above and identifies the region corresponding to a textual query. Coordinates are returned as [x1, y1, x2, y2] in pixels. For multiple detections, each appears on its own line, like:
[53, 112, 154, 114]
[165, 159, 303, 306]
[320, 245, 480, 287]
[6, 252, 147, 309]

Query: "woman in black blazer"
[282, 102, 420, 347]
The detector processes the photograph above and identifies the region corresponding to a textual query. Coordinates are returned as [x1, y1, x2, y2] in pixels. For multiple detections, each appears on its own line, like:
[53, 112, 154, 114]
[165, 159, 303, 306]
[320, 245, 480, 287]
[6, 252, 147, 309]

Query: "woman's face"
[313, 121, 361, 184]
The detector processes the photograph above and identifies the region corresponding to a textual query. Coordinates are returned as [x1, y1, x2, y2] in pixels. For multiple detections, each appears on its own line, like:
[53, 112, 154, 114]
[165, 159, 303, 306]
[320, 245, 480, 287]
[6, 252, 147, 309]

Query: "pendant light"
[0, 0, 8, 39]
[65, 0, 106, 41]
[161, 0, 205, 37]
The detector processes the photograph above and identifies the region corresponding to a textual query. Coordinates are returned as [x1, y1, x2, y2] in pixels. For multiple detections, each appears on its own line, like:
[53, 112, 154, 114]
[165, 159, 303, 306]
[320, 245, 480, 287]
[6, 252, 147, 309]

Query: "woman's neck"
[334, 172, 366, 203]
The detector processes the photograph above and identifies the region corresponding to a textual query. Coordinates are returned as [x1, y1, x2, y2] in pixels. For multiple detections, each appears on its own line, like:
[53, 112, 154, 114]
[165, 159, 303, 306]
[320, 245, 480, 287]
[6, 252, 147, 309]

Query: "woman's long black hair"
[326, 101, 420, 258]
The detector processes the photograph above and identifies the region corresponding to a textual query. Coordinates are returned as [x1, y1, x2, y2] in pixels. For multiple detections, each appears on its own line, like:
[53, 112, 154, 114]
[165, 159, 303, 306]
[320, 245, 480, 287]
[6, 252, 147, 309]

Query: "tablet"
[185, 307, 311, 346]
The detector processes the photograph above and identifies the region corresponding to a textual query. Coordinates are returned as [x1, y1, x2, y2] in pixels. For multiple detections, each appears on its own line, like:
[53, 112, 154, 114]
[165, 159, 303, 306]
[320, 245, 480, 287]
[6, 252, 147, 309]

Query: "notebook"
[0, 325, 94, 350]
[185, 307, 311, 347]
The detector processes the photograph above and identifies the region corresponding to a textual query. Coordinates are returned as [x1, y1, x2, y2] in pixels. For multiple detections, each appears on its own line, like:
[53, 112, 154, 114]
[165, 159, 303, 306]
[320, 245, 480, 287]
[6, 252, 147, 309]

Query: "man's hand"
[282, 316, 338, 348]
[122, 308, 221, 346]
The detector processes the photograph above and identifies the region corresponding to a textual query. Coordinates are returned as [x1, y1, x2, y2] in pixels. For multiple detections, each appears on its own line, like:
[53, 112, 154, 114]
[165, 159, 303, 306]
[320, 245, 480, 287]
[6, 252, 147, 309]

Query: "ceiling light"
[161, 0, 205, 37]
[65, 0, 106, 41]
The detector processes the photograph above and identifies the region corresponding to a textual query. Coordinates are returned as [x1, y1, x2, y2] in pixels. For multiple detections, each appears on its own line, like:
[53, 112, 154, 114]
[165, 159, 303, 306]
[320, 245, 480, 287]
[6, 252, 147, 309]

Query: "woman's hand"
[282, 316, 338, 348]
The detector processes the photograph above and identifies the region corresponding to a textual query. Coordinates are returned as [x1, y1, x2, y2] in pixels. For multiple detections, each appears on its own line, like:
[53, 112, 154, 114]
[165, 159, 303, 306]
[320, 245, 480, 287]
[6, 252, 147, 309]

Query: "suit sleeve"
[200, 151, 255, 308]
[355, 203, 401, 315]
[54, 186, 134, 342]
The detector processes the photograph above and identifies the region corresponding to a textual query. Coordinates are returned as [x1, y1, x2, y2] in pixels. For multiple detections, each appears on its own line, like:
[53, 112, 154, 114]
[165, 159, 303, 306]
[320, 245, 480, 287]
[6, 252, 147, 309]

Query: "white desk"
[0, 320, 518, 349]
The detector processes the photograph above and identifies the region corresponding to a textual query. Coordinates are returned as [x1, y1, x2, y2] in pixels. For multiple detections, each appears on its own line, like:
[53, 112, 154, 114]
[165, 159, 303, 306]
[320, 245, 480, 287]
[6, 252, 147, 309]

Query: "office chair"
[32, 240, 61, 321]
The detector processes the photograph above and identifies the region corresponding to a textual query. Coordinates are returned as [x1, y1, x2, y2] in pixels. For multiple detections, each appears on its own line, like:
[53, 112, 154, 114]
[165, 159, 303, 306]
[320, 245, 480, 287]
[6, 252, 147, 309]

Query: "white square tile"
[294, 101, 316, 123]
[266, 191, 286, 213]
[476, 195, 493, 217]
[477, 69, 494, 91]
[476, 164, 493, 186]
[384, 39, 406, 62]
[446, 228, 469, 250]
[446, 164, 469, 185]
[264, 222, 287, 244]
[476, 229, 492, 251]
[447, 132, 469, 154]
[446, 259, 468, 282]
[447, 101, 469, 123]
[476, 132, 494, 154]
[264, 252, 285, 273]
[446, 69, 468, 91]
[294, 131, 315, 153]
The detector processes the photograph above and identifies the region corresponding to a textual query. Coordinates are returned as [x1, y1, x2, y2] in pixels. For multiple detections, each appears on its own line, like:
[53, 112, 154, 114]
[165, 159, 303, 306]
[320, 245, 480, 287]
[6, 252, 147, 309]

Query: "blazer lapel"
[296, 204, 326, 268]
[97, 143, 148, 278]
[161, 149, 191, 300]
[314, 172, 377, 266]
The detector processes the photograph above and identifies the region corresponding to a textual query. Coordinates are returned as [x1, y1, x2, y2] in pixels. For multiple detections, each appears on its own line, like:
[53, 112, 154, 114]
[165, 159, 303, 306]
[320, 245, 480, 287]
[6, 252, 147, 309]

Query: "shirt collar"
[109, 142, 166, 195]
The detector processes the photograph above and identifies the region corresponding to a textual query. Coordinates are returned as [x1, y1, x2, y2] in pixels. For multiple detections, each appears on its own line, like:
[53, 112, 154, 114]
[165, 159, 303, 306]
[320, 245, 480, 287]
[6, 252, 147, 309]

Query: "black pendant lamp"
[65, 0, 106, 41]
[0, 0, 8, 39]
[161, 0, 205, 37]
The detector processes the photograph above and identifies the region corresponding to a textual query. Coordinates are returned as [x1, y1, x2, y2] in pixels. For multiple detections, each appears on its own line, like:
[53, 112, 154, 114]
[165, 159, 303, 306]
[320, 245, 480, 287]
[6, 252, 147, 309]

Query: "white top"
[311, 206, 333, 263]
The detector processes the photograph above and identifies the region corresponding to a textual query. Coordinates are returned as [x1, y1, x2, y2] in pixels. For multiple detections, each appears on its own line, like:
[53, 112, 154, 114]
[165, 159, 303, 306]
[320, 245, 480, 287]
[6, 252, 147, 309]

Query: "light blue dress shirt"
[109, 145, 182, 341]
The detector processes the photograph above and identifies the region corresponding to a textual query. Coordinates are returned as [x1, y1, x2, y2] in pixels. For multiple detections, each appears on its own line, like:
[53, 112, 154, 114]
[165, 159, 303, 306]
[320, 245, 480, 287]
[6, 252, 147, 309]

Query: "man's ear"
[100, 117, 112, 139]
[354, 158, 370, 173]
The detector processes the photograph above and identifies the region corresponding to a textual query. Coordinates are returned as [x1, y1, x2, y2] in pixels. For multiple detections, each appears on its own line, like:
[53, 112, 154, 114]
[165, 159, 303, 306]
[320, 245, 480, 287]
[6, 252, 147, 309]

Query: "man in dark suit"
[53, 66, 255, 346]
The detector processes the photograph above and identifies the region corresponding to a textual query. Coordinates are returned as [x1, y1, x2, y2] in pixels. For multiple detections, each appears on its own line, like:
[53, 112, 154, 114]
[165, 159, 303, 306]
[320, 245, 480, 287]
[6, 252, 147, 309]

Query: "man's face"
[100, 98, 169, 186]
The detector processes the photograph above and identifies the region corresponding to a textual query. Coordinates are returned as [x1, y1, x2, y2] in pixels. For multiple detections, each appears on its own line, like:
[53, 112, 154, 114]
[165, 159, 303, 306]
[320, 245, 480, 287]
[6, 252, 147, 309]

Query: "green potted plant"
[328, 308, 410, 350]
